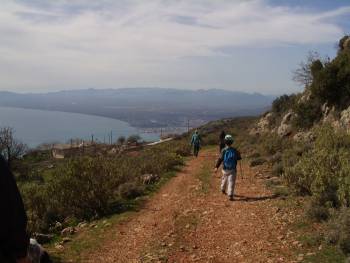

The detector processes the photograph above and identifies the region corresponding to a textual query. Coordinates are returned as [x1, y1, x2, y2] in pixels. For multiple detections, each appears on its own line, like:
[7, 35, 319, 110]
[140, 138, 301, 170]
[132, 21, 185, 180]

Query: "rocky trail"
[81, 148, 302, 263]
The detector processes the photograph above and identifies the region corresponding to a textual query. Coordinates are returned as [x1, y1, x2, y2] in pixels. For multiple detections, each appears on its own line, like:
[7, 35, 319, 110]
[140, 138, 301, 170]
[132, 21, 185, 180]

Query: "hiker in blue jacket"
[214, 135, 241, 201]
[190, 130, 201, 157]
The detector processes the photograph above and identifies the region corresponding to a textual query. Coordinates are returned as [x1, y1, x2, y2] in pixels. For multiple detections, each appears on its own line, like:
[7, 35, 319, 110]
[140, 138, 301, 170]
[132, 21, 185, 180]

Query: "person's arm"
[0, 156, 29, 261]
[214, 149, 225, 170]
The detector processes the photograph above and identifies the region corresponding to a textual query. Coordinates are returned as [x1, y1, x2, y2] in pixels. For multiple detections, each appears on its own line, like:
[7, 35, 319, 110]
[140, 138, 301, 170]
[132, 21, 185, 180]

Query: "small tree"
[117, 136, 126, 145]
[127, 135, 142, 145]
[0, 127, 27, 168]
[293, 51, 321, 87]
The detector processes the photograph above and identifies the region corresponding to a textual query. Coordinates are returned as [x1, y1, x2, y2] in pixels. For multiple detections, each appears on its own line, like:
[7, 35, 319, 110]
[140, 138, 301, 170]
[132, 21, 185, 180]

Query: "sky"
[0, 0, 349, 95]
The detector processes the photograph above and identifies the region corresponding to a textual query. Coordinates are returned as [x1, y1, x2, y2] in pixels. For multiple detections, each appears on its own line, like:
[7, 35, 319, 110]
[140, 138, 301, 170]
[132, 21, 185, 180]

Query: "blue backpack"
[223, 148, 237, 170]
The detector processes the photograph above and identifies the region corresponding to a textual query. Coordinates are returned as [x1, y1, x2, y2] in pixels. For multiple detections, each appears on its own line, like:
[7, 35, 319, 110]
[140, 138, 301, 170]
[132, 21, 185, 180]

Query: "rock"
[61, 227, 75, 236]
[54, 222, 63, 231]
[293, 131, 315, 142]
[141, 174, 160, 185]
[77, 222, 88, 228]
[292, 241, 299, 246]
[32, 233, 54, 244]
[277, 235, 285, 240]
[62, 237, 72, 243]
[54, 243, 64, 250]
[281, 112, 294, 125]
[277, 124, 292, 137]
[249, 112, 275, 136]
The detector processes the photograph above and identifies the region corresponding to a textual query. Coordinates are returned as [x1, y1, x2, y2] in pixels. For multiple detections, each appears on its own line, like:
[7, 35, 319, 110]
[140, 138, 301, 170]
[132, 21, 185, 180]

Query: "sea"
[0, 106, 160, 148]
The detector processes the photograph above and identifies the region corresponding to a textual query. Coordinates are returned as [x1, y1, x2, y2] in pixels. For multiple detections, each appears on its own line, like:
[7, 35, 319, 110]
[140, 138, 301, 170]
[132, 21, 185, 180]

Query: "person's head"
[224, 134, 234, 146]
[195, 130, 198, 134]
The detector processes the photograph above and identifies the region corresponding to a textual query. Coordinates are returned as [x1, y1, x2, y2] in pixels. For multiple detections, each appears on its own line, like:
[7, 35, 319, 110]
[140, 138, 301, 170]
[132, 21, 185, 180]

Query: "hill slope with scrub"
[247, 35, 350, 259]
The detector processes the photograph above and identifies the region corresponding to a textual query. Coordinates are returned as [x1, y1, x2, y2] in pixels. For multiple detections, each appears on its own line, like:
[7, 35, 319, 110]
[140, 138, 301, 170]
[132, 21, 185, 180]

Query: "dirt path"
[83, 148, 299, 263]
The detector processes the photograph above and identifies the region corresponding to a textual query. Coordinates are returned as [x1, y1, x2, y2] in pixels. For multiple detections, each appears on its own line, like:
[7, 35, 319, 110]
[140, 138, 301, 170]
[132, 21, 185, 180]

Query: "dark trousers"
[193, 145, 200, 157]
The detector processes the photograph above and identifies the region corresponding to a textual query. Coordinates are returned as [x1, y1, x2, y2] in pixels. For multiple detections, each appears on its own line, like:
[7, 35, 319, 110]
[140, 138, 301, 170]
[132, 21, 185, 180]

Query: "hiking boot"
[229, 195, 234, 201]
[221, 189, 226, 195]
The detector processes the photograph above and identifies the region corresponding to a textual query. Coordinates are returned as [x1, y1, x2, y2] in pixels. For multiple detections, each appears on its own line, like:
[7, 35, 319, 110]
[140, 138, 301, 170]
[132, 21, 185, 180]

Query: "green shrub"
[326, 208, 350, 254]
[272, 94, 297, 114]
[21, 183, 53, 233]
[306, 199, 330, 222]
[283, 125, 350, 205]
[292, 96, 323, 129]
[260, 135, 288, 155]
[20, 139, 188, 232]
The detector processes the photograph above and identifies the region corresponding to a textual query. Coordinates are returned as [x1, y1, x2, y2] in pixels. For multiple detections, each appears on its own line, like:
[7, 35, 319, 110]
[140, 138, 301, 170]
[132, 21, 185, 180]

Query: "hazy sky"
[1, 0, 350, 95]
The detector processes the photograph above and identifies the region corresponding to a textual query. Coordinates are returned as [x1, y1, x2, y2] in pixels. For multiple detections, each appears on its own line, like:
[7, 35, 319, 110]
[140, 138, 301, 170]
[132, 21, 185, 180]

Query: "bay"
[0, 107, 159, 148]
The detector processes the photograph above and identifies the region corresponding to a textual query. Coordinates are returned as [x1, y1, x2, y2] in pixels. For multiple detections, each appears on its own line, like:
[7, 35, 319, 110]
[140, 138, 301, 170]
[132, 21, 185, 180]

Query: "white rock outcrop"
[277, 111, 296, 137]
[249, 112, 274, 136]
[293, 131, 315, 143]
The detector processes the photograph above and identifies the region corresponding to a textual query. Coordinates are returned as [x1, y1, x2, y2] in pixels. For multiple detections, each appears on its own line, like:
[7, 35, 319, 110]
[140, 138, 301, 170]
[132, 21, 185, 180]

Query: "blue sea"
[0, 107, 159, 148]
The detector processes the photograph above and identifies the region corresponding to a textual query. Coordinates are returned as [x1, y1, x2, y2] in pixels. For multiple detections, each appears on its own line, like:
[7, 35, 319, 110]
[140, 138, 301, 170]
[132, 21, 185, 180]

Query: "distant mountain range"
[0, 88, 274, 128]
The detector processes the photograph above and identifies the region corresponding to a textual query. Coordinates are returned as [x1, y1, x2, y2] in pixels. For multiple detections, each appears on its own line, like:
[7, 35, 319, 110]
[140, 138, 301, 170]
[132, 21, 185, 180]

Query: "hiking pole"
[240, 159, 244, 180]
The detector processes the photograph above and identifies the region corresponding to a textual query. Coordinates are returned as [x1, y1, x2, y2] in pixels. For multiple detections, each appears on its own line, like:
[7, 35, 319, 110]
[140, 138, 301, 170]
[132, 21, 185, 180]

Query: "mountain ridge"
[0, 88, 274, 128]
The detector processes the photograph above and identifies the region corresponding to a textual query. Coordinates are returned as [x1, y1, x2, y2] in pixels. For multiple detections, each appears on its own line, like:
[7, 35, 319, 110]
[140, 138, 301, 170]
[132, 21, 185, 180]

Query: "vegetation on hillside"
[16, 139, 190, 233]
[258, 35, 350, 256]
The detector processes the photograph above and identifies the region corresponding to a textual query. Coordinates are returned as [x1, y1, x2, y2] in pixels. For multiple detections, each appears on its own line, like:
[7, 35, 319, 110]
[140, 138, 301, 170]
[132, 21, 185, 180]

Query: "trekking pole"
[240, 159, 244, 180]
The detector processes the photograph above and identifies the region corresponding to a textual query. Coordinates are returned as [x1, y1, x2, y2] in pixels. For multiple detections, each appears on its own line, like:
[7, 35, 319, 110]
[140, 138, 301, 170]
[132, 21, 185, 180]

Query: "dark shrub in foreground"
[250, 158, 267, 167]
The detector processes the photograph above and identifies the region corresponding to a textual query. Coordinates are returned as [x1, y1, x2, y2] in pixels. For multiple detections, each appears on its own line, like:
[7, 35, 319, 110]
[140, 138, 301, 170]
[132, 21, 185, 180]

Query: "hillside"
[0, 88, 274, 128]
[245, 35, 350, 260]
[250, 35, 350, 139]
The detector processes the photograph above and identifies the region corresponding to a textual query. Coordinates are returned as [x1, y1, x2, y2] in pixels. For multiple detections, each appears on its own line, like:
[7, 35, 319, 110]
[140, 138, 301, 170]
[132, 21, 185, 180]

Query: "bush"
[260, 135, 289, 156]
[283, 125, 350, 205]
[292, 96, 323, 129]
[272, 162, 284, 177]
[272, 94, 297, 114]
[250, 158, 267, 167]
[326, 208, 350, 254]
[118, 182, 144, 199]
[20, 139, 188, 232]
[127, 134, 142, 144]
[306, 198, 330, 222]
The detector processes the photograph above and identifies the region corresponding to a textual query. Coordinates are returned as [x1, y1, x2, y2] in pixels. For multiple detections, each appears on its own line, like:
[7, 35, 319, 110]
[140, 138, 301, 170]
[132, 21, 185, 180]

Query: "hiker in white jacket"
[214, 135, 242, 201]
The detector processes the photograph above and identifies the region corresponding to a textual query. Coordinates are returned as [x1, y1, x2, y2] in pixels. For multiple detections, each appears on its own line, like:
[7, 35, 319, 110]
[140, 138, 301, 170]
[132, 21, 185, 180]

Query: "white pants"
[221, 169, 237, 196]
